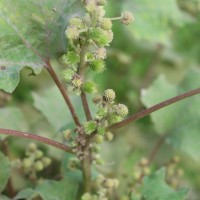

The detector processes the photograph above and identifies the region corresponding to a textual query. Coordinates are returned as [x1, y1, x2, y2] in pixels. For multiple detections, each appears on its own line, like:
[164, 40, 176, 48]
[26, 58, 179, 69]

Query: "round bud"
[69, 18, 83, 28]
[63, 129, 71, 140]
[35, 150, 44, 159]
[22, 158, 33, 168]
[34, 161, 44, 171]
[94, 48, 107, 60]
[65, 26, 80, 40]
[27, 143, 37, 152]
[172, 156, 180, 163]
[143, 167, 151, 175]
[94, 135, 104, 144]
[114, 104, 129, 117]
[62, 69, 75, 82]
[106, 30, 114, 43]
[121, 11, 134, 25]
[104, 178, 114, 188]
[101, 18, 112, 30]
[96, 107, 107, 118]
[83, 121, 97, 135]
[103, 89, 116, 103]
[71, 74, 84, 88]
[41, 157, 52, 168]
[81, 193, 93, 200]
[82, 81, 97, 94]
[140, 158, 149, 166]
[90, 60, 105, 73]
[113, 179, 119, 188]
[104, 132, 113, 141]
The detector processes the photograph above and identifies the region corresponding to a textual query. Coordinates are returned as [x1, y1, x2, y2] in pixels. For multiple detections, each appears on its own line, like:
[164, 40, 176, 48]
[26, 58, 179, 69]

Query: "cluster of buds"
[166, 156, 184, 189]
[95, 89, 129, 126]
[62, 0, 133, 96]
[82, 175, 119, 200]
[21, 143, 51, 179]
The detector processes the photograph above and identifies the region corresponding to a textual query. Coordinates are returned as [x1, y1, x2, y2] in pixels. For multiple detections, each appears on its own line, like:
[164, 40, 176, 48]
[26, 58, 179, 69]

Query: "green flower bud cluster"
[61, 0, 114, 96]
[95, 89, 129, 126]
[96, 175, 119, 199]
[67, 157, 81, 171]
[166, 156, 184, 189]
[22, 143, 52, 176]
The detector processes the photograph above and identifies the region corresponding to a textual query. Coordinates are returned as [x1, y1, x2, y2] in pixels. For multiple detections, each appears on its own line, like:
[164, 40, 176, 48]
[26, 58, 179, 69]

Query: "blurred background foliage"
[0, 0, 200, 199]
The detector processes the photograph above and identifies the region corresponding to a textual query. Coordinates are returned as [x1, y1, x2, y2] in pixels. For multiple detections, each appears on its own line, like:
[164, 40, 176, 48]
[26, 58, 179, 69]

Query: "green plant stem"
[0, 128, 73, 153]
[45, 60, 81, 127]
[107, 88, 200, 131]
[78, 44, 93, 121]
[81, 154, 91, 192]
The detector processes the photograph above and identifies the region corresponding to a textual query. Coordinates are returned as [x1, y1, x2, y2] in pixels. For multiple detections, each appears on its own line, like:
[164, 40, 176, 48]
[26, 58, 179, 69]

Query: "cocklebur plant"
[0, 0, 200, 199]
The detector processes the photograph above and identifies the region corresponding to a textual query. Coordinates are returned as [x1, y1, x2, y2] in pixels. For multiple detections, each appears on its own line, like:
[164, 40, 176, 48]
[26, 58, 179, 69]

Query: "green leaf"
[0, 0, 84, 93]
[0, 65, 41, 93]
[0, 107, 28, 139]
[141, 68, 200, 160]
[123, 0, 189, 45]
[36, 178, 79, 200]
[32, 86, 85, 131]
[13, 188, 36, 200]
[0, 152, 11, 192]
[134, 168, 188, 200]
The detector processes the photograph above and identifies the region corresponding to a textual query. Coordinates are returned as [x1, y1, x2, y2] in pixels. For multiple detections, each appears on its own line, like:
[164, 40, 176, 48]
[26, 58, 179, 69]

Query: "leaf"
[123, 0, 189, 45]
[0, 65, 41, 93]
[0, 107, 28, 139]
[141, 68, 200, 160]
[13, 188, 36, 200]
[36, 178, 79, 200]
[0, 152, 11, 192]
[133, 168, 188, 200]
[0, 0, 84, 92]
[32, 86, 85, 131]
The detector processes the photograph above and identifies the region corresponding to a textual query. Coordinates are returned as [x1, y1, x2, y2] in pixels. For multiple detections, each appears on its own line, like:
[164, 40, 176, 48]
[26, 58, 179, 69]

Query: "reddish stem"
[0, 128, 73, 153]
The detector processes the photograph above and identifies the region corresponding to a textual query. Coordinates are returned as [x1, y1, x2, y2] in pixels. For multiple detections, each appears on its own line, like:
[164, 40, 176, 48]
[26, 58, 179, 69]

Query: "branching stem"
[0, 128, 73, 153]
[45, 61, 81, 127]
[107, 88, 200, 131]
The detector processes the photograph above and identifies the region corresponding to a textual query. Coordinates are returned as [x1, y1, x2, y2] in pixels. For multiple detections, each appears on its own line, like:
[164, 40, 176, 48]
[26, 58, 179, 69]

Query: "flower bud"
[81, 193, 93, 200]
[90, 59, 105, 73]
[83, 121, 97, 135]
[104, 132, 113, 141]
[35, 150, 44, 159]
[34, 161, 44, 171]
[82, 81, 97, 94]
[71, 74, 84, 88]
[96, 107, 107, 118]
[101, 18, 112, 30]
[27, 143, 37, 152]
[103, 89, 116, 103]
[121, 11, 134, 25]
[69, 18, 83, 28]
[94, 135, 104, 144]
[41, 157, 52, 168]
[114, 104, 129, 117]
[65, 26, 80, 40]
[22, 158, 33, 168]
[94, 48, 107, 60]
[62, 69, 75, 82]
[97, 126, 106, 135]
[63, 129, 71, 140]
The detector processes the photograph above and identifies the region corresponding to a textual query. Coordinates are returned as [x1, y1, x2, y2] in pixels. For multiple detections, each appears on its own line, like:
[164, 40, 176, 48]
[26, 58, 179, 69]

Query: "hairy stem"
[81, 92, 93, 121]
[45, 61, 81, 127]
[0, 128, 73, 153]
[78, 44, 93, 120]
[107, 88, 200, 131]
